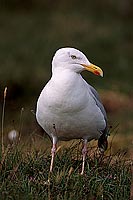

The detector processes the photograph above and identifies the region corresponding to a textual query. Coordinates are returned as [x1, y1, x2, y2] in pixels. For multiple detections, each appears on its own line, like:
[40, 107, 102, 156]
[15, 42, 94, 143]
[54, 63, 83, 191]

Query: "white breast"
[36, 71, 106, 141]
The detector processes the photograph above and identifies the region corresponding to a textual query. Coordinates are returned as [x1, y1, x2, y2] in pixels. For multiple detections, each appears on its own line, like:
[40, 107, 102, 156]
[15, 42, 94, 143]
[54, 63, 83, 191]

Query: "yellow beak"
[81, 63, 103, 77]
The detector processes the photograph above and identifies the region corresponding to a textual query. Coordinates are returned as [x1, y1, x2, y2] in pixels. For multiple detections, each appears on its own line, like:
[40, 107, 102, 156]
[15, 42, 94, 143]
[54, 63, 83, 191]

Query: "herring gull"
[36, 47, 108, 174]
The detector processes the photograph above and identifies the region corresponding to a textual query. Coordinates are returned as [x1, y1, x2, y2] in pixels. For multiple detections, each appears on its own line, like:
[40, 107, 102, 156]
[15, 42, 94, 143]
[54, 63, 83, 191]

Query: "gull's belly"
[36, 78, 106, 141]
[36, 104, 105, 141]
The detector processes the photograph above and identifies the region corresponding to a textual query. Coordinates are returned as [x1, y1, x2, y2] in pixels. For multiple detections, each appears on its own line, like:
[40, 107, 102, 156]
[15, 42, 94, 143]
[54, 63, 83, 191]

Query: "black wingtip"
[98, 133, 108, 153]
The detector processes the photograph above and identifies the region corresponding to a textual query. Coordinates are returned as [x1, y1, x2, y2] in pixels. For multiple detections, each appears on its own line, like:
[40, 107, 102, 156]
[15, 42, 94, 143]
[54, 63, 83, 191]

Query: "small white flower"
[8, 130, 18, 141]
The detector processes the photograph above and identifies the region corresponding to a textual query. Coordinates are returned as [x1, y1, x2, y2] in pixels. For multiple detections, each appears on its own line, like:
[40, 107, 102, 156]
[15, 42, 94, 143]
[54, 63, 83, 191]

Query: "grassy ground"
[0, 138, 132, 200]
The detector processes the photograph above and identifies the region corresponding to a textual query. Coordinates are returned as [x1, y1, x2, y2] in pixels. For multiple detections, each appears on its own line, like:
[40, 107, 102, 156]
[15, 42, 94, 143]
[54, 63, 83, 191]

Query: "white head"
[52, 47, 103, 76]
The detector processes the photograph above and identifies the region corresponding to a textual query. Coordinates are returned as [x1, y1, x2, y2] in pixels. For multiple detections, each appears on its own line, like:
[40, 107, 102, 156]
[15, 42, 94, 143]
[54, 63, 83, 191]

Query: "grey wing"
[89, 85, 107, 121]
[89, 85, 109, 153]
[89, 85, 109, 152]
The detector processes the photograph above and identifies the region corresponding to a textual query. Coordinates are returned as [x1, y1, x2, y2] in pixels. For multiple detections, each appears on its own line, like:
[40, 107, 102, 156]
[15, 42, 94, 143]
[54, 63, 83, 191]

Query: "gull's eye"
[71, 55, 77, 59]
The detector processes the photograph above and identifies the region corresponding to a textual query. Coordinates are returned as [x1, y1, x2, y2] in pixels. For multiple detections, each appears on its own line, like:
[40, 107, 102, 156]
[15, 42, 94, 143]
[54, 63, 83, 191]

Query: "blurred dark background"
[0, 0, 133, 151]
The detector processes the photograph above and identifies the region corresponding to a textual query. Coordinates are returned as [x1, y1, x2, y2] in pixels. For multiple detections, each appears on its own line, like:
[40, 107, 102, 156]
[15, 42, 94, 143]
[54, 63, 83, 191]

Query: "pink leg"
[50, 144, 56, 172]
[81, 139, 88, 175]
[50, 136, 57, 173]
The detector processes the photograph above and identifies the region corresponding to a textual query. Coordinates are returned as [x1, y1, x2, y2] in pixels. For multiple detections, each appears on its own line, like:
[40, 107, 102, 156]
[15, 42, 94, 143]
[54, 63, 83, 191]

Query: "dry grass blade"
[1, 87, 7, 155]
[18, 107, 24, 142]
[130, 163, 133, 199]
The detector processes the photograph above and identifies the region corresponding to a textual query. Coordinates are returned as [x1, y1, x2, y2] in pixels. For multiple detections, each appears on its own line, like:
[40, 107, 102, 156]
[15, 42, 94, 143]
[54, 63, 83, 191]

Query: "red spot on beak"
[94, 70, 100, 76]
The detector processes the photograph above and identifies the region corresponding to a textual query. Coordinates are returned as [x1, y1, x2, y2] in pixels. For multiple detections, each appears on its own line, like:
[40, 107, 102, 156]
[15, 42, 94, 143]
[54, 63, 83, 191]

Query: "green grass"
[0, 139, 132, 200]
